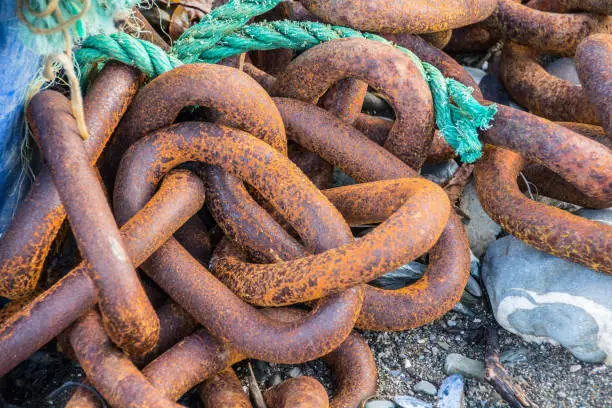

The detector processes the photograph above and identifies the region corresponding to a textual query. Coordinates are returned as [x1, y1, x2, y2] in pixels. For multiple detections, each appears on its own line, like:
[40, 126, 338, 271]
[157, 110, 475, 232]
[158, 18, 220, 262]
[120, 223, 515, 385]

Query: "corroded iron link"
[576, 34, 612, 137]
[475, 146, 612, 274]
[272, 38, 435, 170]
[28, 90, 159, 356]
[500, 41, 599, 124]
[0, 170, 206, 376]
[300, 0, 497, 34]
[0, 62, 139, 300]
[113, 120, 363, 362]
[481, 0, 612, 55]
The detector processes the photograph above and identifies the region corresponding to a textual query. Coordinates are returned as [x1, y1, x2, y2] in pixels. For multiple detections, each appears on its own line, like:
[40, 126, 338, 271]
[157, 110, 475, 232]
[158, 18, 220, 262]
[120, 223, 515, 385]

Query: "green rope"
[75, 1, 496, 163]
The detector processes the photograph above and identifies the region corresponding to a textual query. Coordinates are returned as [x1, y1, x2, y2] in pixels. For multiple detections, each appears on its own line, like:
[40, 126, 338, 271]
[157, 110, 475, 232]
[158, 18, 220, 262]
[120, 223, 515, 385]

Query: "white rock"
[459, 180, 501, 257]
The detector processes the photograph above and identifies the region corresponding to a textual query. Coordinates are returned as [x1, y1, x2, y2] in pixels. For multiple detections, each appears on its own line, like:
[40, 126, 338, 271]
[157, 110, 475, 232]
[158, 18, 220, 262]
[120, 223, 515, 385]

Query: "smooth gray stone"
[393, 396, 432, 408]
[444, 353, 485, 380]
[459, 180, 502, 257]
[465, 276, 483, 298]
[421, 160, 459, 185]
[500, 348, 529, 364]
[370, 262, 427, 290]
[479, 74, 511, 106]
[414, 380, 437, 396]
[453, 302, 476, 317]
[437, 374, 465, 408]
[482, 209, 612, 364]
[463, 66, 486, 85]
[545, 57, 581, 85]
[365, 401, 397, 408]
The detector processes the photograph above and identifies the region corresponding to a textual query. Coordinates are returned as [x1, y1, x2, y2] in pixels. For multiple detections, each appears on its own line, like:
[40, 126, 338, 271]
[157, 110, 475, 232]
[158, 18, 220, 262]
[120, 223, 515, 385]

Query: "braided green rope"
[76, 2, 496, 163]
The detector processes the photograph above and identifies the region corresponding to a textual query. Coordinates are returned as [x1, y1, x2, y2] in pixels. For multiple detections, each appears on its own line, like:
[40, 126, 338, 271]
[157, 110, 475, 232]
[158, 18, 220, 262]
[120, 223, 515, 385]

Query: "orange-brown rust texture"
[272, 38, 434, 170]
[475, 146, 612, 274]
[481, 0, 612, 55]
[104, 63, 292, 270]
[527, 0, 612, 14]
[113, 121, 363, 363]
[27, 90, 159, 356]
[482, 105, 612, 205]
[521, 122, 611, 209]
[323, 332, 377, 408]
[576, 34, 612, 137]
[420, 30, 453, 49]
[385, 33, 483, 97]
[0, 171, 206, 377]
[444, 25, 497, 53]
[500, 42, 599, 124]
[300, 0, 497, 34]
[99, 63, 287, 190]
[66, 310, 376, 406]
[353, 114, 455, 163]
[198, 368, 252, 408]
[0, 62, 139, 300]
[69, 311, 182, 408]
[212, 176, 450, 306]
[264, 377, 329, 408]
[233, 99, 470, 330]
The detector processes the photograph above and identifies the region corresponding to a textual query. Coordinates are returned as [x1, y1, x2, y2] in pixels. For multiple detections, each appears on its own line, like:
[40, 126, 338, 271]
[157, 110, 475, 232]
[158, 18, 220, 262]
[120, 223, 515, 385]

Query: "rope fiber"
[75, 0, 495, 162]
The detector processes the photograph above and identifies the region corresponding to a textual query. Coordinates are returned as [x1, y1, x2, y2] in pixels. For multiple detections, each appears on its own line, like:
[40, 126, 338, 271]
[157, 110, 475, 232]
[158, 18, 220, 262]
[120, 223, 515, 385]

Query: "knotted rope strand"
[77, 14, 496, 162]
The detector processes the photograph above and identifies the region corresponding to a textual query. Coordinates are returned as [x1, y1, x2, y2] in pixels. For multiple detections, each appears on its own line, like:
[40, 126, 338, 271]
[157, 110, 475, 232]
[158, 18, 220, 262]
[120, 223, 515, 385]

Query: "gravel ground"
[236, 304, 611, 408]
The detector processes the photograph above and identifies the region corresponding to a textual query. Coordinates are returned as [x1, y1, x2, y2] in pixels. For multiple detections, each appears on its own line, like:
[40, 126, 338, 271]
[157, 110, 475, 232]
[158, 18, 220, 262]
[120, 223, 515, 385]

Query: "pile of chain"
[0, 0, 610, 407]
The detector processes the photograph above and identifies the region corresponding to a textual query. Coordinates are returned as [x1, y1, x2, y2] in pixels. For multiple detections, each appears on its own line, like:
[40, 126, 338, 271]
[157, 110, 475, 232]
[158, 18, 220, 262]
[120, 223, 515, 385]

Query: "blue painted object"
[0, 1, 42, 235]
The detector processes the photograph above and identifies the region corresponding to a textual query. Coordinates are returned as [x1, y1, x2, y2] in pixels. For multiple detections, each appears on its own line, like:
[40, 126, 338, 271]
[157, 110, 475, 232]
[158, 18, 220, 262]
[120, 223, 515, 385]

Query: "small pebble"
[589, 365, 607, 375]
[438, 340, 451, 351]
[569, 365, 582, 373]
[393, 395, 432, 408]
[365, 401, 397, 408]
[414, 380, 437, 396]
[266, 373, 282, 388]
[404, 359, 412, 369]
[558, 391, 568, 399]
[389, 369, 402, 377]
[287, 367, 302, 378]
[445, 353, 485, 380]
[437, 374, 465, 408]
[447, 320, 457, 327]
[500, 348, 529, 364]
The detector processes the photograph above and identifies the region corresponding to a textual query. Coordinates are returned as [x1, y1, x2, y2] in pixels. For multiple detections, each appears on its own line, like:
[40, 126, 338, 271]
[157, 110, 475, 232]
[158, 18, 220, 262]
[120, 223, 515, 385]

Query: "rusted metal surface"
[526, 0, 612, 14]
[99, 63, 287, 190]
[521, 122, 612, 209]
[198, 368, 252, 408]
[264, 377, 329, 408]
[444, 25, 497, 53]
[289, 145, 334, 190]
[28, 90, 159, 356]
[69, 310, 182, 408]
[387, 32, 483, 97]
[481, 0, 612, 55]
[354, 113, 457, 163]
[300, 0, 497, 34]
[482, 104, 612, 205]
[323, 331, 378, 408]
[0, 62, 139, 300]
[475, 146, 612, 274]
[420, 30, 453, 49]
[272, 38, 434, 170]
[212, 176, 449, 306]
[500, 41, 599, 124]
[225, 98, 469, 329]
[66, 309, 376, 407]
[0, 170, 205, 377]
[576, 34, 612, 137]
[113, 120, 363, 363]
